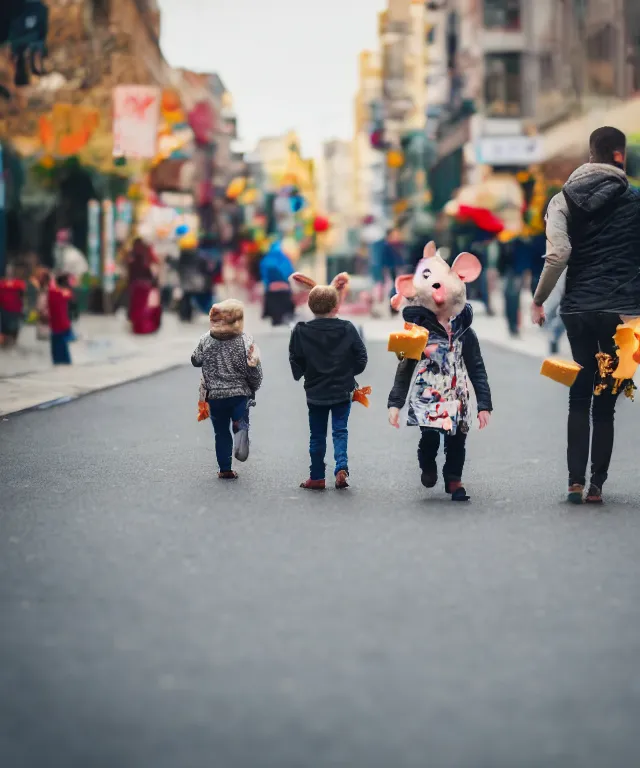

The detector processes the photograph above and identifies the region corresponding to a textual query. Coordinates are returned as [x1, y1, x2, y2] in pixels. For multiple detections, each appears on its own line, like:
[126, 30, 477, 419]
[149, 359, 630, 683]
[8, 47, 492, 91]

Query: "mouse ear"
[451, 252, 482, 283]
[331, 272, 350, 298]
[395, 274, 416, 299]
[290, 273, 316, 291]
[423, 241, 437, 260]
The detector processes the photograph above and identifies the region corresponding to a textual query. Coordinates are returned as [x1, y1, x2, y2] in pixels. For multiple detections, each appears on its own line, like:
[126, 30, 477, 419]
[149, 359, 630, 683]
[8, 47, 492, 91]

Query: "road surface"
[1, 334, 639, 767]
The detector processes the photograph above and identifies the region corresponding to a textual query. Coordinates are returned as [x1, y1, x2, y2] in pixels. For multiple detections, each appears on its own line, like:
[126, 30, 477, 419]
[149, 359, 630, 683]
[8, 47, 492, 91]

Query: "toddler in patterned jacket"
[192, 299, 263, 479]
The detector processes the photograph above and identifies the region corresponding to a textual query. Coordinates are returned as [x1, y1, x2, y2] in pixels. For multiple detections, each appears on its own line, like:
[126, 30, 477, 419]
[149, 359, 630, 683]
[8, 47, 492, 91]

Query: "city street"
[1, 333, 640, 768]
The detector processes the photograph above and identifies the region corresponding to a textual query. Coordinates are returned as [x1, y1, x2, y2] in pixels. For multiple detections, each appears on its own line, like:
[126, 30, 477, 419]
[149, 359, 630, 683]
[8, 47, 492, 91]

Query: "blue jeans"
[308, 401, 351, 480]
[50, 332, 71, 365]
[208, 396, 249, 472]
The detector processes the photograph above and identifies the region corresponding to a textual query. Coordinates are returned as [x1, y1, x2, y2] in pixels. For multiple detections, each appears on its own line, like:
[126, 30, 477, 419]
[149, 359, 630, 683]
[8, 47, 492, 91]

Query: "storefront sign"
[113, 86, 161, 159]
[102, 200, 116, 292]
[87, 200, 100, 278]
[477, 136, 543, 166]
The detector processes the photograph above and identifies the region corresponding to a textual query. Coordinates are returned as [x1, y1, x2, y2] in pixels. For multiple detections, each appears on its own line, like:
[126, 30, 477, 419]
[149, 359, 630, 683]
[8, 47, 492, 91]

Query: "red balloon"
[313, 216, 330, 233]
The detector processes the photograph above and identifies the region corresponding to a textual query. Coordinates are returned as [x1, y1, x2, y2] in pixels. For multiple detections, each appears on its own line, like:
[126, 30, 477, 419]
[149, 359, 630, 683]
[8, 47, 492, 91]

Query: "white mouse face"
[393, 242, 483, 319]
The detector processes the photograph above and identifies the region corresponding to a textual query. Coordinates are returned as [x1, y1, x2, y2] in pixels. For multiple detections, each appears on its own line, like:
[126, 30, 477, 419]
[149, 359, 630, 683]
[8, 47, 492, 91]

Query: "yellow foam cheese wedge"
[540, 358, 583, 387]
[613, 322, 640, 380]
[388, 322, 429, 361]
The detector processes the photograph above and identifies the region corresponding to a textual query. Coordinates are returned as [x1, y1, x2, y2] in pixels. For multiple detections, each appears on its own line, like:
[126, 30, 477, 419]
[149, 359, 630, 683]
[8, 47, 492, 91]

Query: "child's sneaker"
[300, 479, 326, 491]
[335, 470, 349, 489]
[567, 484, 585, 504]
[585, 484, 603, 504]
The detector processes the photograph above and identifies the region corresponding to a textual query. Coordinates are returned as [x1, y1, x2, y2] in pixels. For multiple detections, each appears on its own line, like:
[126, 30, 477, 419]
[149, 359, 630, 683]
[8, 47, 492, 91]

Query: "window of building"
[484, 53, 522, 117]
[483, 0, 521, 31]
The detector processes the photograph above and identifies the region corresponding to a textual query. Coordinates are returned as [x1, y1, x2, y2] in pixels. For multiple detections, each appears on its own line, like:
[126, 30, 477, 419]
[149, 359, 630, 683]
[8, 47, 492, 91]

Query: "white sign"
[113, 85, 161, 159]
[477, 136, 544, 166]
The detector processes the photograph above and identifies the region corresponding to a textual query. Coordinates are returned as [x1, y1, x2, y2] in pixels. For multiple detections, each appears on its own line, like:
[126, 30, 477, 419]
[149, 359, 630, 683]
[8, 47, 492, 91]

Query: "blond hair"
[308, 285, 339, 316]
[209, 298, 244, 337]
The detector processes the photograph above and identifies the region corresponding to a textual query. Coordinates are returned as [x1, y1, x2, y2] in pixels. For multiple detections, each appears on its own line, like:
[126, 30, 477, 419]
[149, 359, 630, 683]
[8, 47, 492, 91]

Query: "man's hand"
[388, 407, 400, 429]
[531, 302, 546, 326]
[478, 411, 491, 430]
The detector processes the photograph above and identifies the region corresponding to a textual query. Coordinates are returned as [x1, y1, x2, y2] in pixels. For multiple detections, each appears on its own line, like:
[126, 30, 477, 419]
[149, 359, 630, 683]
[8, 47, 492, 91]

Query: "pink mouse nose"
[432, 283, 446, 306]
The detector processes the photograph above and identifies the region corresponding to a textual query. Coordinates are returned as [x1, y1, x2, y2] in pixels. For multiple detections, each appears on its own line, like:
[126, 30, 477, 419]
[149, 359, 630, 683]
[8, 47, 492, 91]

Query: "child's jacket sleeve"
[350, 324, 368, 376]
[462, 329, 492, 413]
[247, 360, 263, 392]
[387, 358, 419, 409]
[289, 325, 305, 381]
[191, 337, 205, 367]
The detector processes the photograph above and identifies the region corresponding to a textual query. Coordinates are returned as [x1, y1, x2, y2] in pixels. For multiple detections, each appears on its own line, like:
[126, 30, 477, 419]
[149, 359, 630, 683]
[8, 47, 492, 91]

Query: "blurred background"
[0, 0, 639, 353]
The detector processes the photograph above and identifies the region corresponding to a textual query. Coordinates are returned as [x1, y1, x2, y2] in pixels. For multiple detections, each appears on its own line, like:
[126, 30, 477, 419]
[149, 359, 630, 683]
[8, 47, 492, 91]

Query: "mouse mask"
[390, 241, 482, 319]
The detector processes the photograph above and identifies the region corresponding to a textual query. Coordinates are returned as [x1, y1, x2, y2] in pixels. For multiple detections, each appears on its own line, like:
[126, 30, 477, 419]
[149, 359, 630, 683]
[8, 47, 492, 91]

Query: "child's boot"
[335, 469, 349, 489]
[300, 478, 326, 491]
[567, 484, 585, 504]
[445, 477, 470, 502]
[233, 414, 250, 462]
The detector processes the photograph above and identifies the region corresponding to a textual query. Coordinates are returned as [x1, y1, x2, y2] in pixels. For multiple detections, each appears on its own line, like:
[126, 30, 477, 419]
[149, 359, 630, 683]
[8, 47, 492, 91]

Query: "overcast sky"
[157, 0, 384, 156]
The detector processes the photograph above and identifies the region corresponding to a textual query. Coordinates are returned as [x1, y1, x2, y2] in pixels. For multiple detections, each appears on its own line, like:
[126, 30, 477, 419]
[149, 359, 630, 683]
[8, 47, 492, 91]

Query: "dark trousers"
[418, 428, 467, 481]
[50, 331, 71, 365]
[562, 312, 621, 488]
[208, 396, 249, 472]
[308, 401, 351, 480]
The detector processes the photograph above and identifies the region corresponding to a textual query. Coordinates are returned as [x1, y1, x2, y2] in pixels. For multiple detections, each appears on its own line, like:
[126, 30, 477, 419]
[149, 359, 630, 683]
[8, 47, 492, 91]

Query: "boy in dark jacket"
[289, 273, 368, 490]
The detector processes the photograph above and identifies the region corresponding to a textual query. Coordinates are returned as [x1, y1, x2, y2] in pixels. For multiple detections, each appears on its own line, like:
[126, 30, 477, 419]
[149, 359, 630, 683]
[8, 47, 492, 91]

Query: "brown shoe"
[567, 484, 584, 504]
[335, 470, 349, 489]
[218, 471, 239, 480]
[300, 478, 326, 491]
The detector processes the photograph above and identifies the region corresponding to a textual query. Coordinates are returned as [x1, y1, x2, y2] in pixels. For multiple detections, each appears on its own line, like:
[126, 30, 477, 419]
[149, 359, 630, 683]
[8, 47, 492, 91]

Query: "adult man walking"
[531, 127, 640, 504]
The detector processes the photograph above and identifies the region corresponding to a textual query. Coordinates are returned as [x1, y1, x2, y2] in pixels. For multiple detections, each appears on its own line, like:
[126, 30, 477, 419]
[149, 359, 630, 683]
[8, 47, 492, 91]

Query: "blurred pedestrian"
[0, 267, 26, 347]
[34, 268, 51, 342]
[191, 299, 263, 479]
[260, 240, 295, 326]
[178, 246, 209, 323]
[127, 238, 161, 334]
[48, 275, 73, 365]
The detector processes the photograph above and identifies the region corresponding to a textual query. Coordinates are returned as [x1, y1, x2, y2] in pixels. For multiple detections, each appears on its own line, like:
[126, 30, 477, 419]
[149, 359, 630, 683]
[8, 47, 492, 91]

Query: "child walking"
[191, 299, 262, 479]
[47, 274, 73, 365]
[289, 273, 368, 490]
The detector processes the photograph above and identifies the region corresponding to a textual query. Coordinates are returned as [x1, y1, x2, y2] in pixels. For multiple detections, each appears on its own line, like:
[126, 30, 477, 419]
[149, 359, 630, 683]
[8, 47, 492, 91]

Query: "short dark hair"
[589, 126, 626, 164]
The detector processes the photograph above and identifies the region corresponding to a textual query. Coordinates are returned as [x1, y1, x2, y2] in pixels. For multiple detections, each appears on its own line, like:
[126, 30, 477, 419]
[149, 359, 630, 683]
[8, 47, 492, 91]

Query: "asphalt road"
[1, 332, 640, 768]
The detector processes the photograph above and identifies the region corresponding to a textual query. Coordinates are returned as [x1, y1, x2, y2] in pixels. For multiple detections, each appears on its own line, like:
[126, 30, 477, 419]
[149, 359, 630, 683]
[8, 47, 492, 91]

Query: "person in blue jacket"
[260, 240, 295, 326]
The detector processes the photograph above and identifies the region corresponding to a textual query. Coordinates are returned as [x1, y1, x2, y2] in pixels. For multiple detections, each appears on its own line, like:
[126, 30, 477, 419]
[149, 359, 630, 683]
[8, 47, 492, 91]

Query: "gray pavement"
[1, 335, 640, 768]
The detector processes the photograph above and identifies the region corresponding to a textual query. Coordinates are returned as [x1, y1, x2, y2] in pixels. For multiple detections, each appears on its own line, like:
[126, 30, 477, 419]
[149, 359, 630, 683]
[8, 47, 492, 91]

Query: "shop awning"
[543, 97, 640, 163]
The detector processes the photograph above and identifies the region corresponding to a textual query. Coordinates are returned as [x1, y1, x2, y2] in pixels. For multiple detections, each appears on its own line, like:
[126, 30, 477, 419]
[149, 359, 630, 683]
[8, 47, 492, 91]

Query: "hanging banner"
[102, 200, 116, 293]
[113, 86, 161, 159]
[87, 200, 101, 278]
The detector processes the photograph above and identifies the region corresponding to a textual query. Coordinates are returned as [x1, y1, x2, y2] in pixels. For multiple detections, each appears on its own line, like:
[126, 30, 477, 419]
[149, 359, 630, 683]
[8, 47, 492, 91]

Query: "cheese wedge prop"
[388, 322, 429, 361]
[613, 319, 640, 380]
[540, 358, 582, 387]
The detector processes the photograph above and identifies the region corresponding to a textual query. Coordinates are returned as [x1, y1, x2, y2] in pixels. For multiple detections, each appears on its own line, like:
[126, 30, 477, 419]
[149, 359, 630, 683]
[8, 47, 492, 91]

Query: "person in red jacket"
[0, 271, 26, 347]
[48, 275, 73, 365]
